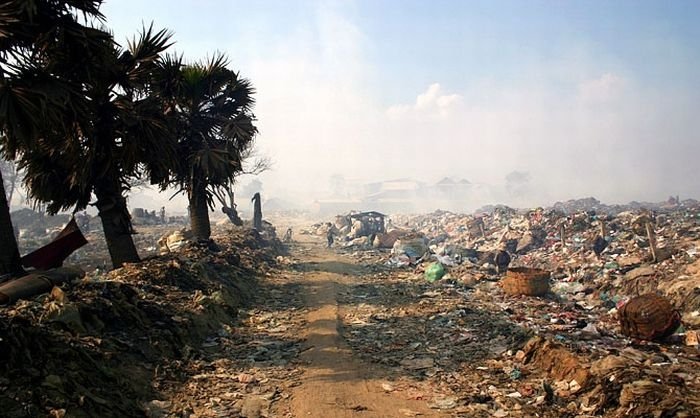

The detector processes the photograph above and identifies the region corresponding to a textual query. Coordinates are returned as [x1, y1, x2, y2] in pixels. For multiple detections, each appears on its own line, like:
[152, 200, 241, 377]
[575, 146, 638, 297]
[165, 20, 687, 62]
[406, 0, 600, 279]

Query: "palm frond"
[128, 23, 173, 61]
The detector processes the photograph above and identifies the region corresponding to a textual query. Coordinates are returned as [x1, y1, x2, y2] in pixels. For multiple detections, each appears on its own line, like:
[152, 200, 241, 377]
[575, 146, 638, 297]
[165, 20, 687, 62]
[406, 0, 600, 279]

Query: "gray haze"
[12, 1, 700, 215]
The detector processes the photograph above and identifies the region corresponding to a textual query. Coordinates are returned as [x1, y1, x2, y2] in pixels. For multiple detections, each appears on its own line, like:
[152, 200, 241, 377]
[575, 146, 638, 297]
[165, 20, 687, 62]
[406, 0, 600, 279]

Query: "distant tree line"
[0, 0, 259, 275]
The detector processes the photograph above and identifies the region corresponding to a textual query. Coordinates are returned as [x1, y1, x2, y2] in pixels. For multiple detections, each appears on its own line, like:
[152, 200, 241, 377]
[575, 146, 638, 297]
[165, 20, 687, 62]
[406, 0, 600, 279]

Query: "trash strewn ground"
[306, 200, 700, 416]
[2, 200, 699, 417]
[154, 250, 307, 418]
[337, 261, 700, 417]
[0, 224, 282, 418]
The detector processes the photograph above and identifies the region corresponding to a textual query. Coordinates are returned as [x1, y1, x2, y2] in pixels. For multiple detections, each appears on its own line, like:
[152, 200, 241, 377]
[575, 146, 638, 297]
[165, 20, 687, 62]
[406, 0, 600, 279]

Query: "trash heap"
[303, 211, 388, 247]
[11, 209, 73, 254]
[0, 225, 282, 418]
[385, 203, 700, 321]
[307, 202, 700, 325]
[335, 200, 700, 416]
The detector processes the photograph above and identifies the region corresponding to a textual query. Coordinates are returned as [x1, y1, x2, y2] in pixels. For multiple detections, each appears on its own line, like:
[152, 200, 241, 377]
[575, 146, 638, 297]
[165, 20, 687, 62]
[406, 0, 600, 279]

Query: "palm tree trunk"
[94, 179, 140, 268]
[6, 176, 15, 204]
[0, 171, 23, 277]
[5, 164, 16, 204]
[189, 182, 211, 241]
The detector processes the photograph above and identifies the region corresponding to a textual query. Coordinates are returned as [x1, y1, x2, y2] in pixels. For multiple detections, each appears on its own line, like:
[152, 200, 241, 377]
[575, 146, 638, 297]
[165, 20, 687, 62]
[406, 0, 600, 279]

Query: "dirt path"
[158, 234, 448, 417]
[286, 237, 445, 418]
[155, 223, 700, 418]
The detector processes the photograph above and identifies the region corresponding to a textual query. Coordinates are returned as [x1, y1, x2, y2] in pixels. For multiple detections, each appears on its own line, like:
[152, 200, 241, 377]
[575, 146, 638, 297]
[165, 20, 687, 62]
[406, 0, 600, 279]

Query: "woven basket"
[619, 293, 681, 341]
[500, 267, 550, 296]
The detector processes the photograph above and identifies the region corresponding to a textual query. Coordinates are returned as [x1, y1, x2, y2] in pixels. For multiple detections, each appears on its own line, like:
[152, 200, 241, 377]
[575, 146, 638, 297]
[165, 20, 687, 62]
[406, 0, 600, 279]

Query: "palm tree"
[156, 54, 257, 241]
[1, 0, 176, 268]
[0, 0, 109, 276]
[0, 158, 21, 278]
[17, 25, 176, 268]
[0, 168, 21, 277]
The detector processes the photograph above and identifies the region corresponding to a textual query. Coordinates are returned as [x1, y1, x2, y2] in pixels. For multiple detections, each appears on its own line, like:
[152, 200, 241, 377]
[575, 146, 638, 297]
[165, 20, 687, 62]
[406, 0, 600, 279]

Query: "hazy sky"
[103, 0, 700, 208]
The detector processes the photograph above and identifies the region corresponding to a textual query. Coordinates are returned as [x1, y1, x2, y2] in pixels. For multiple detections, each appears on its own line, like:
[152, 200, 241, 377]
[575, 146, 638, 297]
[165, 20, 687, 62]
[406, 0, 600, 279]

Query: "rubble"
[315, 200, 700, 416]
[335, 249, 700, 417]
[3, 197, 700, 417]
[0, 224, 284, 418]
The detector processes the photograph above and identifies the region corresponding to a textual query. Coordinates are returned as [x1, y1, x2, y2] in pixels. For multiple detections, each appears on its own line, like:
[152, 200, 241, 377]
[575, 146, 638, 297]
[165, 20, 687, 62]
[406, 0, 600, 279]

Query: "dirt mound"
[521, 336, 591, 388]
[0, 226, 282, 418]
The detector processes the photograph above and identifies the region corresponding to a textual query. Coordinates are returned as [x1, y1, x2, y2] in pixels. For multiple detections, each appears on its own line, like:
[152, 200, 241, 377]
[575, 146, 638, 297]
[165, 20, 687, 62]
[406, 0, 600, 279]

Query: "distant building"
[362, 179, 423, 213]
[432, 177, 472, 197]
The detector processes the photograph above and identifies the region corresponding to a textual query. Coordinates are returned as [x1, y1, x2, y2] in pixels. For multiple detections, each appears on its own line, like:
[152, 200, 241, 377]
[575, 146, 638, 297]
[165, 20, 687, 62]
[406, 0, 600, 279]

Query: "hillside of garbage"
[304, 198, 700, 416]
[0, 224, 282, 418]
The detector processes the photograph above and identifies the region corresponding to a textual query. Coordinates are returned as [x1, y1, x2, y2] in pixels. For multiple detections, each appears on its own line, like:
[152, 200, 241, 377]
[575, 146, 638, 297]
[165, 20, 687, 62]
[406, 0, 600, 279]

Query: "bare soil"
[285, 236, 445, 417]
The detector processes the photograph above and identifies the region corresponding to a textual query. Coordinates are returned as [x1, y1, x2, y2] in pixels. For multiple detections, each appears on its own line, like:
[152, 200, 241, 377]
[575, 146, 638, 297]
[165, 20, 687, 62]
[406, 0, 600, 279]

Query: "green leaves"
[0, 2, 177, 214]
[156, 52, 258, 201]
[124, 23, 173, 85]
[0, 1, 260, 223]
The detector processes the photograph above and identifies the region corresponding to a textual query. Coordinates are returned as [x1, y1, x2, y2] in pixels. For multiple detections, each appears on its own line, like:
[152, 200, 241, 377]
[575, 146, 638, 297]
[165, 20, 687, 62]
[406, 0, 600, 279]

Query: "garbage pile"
[11, 208, 73, 252]
[307, 203, 700, 325]
[339, 247, 700, 416]
[385, 203, 700, 319]
[304, 211, 393, 247]
[332, 201, 700, 416]
[303, 210, 432, 262]
[0, 225, 282, 418]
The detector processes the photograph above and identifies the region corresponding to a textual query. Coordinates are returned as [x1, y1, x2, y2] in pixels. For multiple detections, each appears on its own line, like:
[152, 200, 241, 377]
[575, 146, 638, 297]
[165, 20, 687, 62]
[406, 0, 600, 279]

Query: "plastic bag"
[424, 262, 446, 282]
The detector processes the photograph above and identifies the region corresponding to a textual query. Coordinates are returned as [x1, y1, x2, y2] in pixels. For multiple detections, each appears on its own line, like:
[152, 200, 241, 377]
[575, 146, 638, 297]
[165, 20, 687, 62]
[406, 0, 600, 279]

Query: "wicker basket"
[500, 267, 550, 296]
[619, 293, 681, 341]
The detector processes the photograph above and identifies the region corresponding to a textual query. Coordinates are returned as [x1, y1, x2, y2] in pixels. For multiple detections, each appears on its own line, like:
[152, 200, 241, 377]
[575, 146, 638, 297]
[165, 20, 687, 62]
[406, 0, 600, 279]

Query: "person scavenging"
[326, 223, 334, 248]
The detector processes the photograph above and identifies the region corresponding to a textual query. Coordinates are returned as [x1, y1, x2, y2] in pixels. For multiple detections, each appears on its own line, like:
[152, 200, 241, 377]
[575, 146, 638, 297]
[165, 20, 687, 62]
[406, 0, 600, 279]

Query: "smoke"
[245, 6, 699, 211]
[98, 1, 700, 214]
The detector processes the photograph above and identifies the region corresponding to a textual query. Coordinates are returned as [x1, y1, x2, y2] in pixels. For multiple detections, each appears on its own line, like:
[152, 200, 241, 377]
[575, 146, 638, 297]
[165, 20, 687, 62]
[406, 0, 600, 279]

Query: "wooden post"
[479, 222, 486, 239]
[599, 220, 606, 238]
[645, 222, 658, 263]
